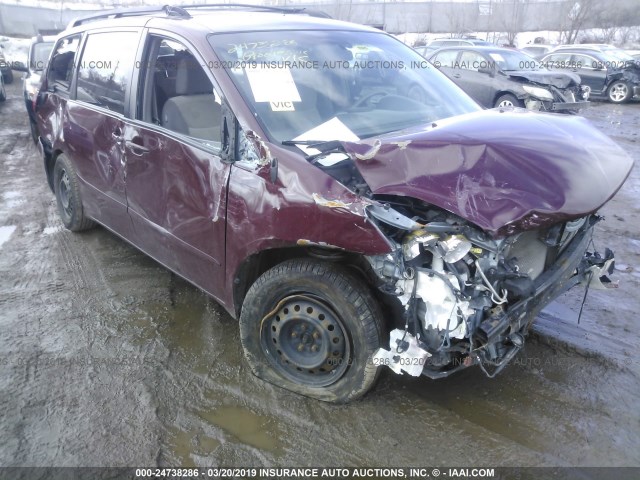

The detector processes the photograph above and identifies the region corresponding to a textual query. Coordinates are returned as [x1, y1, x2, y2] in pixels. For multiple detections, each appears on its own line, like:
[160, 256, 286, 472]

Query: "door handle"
[452, 73, 461, 79]
[125, 140, 149, 155]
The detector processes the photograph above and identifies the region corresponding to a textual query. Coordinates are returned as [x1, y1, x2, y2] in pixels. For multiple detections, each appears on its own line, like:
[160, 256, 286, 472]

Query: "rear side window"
[76, 31, 138, 115]
[48, 35, 81, 93]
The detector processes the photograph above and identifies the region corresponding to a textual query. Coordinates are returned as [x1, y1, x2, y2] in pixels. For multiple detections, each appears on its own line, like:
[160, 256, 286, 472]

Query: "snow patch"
[0, 226, 17, 248]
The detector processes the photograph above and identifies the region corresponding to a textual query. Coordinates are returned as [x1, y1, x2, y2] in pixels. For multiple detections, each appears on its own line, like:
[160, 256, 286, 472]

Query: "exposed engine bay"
[364, 199, 615, 379]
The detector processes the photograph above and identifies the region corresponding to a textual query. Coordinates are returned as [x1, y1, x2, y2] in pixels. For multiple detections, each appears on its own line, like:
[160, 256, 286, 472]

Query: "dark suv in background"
[429, 46, 589, 111]
[0, 43, 14, 84]
[14, 35, 56, 142]
[35, 5, 631, 403]
[541, 46, 640, 103]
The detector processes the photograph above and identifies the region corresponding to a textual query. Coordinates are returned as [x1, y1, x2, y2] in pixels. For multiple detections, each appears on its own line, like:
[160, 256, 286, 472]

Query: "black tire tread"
[239, 258, 384, 403]
[53, 155, 96, 232]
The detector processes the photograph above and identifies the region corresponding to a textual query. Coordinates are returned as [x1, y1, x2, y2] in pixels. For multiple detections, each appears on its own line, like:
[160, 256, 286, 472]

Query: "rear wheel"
[495, 93, 523, 108]
[3, 69, 13, 84]
[607, 81, 632, 104]
[0, 80, 5, 102]
[239, 259, 384, 403]
[53, 155, 95, 232]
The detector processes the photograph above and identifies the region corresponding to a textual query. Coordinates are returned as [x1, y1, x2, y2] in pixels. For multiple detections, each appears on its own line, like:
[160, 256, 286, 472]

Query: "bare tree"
[559, 0, 603, 44]
[445, 2, 472, 38]
[498, 0, 527, 47]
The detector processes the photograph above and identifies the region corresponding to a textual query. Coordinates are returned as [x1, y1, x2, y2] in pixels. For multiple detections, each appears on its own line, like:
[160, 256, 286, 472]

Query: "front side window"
[47, 35, 81, 92]
[76, 31, 138, 115]
[209, 30, 480, 144]
[458, 51, 485, 71]
[137, 36, 223, 149]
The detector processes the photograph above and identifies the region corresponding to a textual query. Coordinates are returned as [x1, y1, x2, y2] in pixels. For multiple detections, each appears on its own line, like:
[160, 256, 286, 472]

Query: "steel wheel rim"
[58, 169, 73, 219]
[610, 83, 628, 102]
[261, 294, 351, 387]
[498, 99, 515, 107]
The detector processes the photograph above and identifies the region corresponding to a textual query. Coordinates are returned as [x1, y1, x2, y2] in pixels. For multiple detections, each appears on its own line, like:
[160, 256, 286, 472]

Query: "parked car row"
[428, 46, 589, 111]
[540, 45, 640, 104]
[0, 42, 15, 84]
[28, 4, 632, 403]
[420, 39, 640, 106]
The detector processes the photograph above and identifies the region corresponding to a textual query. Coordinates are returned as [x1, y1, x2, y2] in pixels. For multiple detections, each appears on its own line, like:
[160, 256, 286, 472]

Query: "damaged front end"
[522, 82, 590, 112]
[367, 204, 614, 379]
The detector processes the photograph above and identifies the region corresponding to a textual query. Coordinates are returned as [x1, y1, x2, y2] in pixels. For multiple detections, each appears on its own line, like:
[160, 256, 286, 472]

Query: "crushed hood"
[505, 70, 580, 89]
[342, 109, 634, 236]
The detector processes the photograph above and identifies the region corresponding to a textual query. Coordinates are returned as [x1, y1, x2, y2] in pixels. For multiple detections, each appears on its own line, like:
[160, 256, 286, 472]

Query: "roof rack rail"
[67, 5, 191, 29]
[183, 3, 332, 19]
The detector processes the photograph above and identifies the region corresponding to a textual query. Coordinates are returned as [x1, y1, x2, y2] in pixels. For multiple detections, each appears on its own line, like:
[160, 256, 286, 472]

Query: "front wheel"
[239, 259, 384, 403]
[3, 69, 13, 84]
[607, 81, 632, 104]
[0, 80, 5, 102]
[495, 93, 523, 108]
[53, 155, 95, 232]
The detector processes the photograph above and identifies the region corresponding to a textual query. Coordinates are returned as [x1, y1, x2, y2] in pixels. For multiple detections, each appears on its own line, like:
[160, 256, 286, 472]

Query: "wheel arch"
[493, 90, 524, 106]
[232, 246, 394, 326]
[42, 141, 63, 192]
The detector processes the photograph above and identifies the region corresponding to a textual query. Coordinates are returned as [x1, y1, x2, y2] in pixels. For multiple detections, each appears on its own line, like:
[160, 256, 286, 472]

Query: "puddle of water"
[196, 405, 284, 455]
[0, 225, 16, 248]
[166, 426, 221, 466]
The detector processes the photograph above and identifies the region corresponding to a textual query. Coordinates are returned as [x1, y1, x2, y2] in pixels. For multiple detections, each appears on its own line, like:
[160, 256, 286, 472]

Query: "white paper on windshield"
[245, 64, 301, 103]
[292, 117, 360, 158]
[270, 101, 295, 111]
[489, 53, 505, 62]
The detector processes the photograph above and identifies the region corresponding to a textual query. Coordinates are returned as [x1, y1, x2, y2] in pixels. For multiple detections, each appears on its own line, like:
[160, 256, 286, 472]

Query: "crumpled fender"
[343, 109, 634, 237]
[507, 70, 581, 89]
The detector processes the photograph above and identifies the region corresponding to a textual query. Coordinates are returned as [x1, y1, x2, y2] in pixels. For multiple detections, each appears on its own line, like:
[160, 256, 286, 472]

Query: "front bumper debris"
[550, 101, 590, 111]
[371, 215, 617, 380]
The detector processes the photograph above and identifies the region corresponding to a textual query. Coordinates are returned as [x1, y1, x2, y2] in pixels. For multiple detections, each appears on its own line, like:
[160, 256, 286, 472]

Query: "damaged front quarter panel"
[343, 110, 633, 380]
[366, 205, 618, 379]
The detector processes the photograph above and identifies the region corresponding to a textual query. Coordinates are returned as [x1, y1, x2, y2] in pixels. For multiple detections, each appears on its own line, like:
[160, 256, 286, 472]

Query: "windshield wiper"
[281, 139, 347, 162]
[282, 139, 343, 149]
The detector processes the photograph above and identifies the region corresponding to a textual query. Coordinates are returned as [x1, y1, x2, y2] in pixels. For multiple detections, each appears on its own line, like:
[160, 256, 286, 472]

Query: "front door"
[124, 34, 231, 297]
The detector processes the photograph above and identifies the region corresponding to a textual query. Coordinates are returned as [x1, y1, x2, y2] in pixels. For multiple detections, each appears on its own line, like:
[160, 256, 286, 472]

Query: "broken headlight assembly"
[523, 85, 554, 102]
[366, 200, 615, 380]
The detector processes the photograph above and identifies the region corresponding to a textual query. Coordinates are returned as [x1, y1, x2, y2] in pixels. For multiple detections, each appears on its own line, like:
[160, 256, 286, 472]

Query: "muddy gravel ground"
[0, 78, 639, 470]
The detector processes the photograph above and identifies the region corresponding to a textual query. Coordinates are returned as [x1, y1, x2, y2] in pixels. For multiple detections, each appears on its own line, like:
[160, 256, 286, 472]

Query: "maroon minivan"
[36, 5, 632, 403]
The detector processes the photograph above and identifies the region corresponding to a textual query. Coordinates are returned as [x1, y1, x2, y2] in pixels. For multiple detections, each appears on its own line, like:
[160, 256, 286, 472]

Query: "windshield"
[209, 30, 480, 143]
[491, 50, 544, 71]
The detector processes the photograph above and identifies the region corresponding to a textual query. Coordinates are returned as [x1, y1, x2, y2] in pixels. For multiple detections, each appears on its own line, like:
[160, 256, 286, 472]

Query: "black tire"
[0, 79, 5, 102]
[3, 69, 13, 84]
[495, 93, 523, 108]
[53, 155, 95, 232]
[607, 80, 632, 104]
[239, 259, 384, 403]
